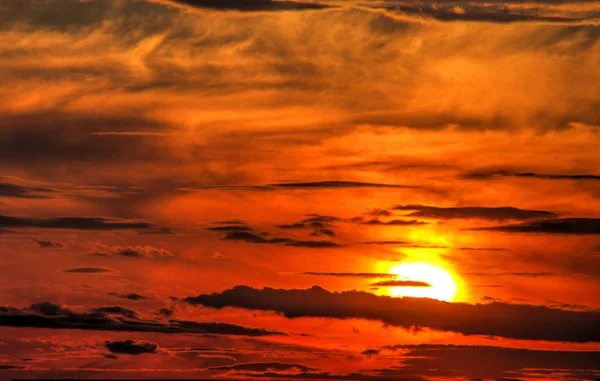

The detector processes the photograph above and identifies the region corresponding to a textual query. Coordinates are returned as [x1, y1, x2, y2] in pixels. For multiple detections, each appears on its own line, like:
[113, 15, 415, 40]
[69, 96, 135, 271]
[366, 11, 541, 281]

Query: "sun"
[389, 262, 457, 302]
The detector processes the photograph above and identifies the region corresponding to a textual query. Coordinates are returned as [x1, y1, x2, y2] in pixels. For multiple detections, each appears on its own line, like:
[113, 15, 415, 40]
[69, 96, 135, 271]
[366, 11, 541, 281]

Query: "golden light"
[389, 262, 457, 302]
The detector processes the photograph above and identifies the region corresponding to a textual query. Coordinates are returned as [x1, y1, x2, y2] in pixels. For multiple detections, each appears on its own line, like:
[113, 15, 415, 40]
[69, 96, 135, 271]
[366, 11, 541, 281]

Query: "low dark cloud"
[463, 170, 600, 181]
[105, 340, 158, 355]
[269, 181, 417, 189]
[92, 243, 175, 258]
[169, 0, 330, 12]
[302, 272, 397, 279]
[371, 344, 600, 380]
[0, 365, 25, 370]
[0, 181, 54, 199]
[380, 3, 586, 24]
[473, 218, 600, 235]
[108, 292, 146, 301]
[209, 362, 317, 372]
[0, 214, 154, 230]
[0, 302, 285, 336]
[393, 204, 557, 220]
[466, 272, 557, 277]
[92, 306, 138, 319]
[221, 231, 339, 248]
[361, 349, 380, 357]
[63, 267, 113, 273]
[185, 285, 600, 342]
[369, 280, 431, 287]
[359, 219, 426, 226]
[34, 239, 65, 248]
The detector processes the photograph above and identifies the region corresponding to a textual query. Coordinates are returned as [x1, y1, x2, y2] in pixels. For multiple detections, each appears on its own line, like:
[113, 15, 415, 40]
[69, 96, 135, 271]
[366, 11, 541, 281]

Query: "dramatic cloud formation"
[0, 302, 285, 336]
[185, 286, 600, 342]
[0, 181, 54, 199]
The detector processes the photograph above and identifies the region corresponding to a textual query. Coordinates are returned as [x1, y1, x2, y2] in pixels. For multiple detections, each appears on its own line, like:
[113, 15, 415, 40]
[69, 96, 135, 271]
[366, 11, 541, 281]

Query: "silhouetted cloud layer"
[302, 272, 397, 279]
[0, 302, 285, 336]
[474, 218, 600, 235]
[393, 204, 557, 220]
[464, 170, 600, 181]
[185, 286, 600, 342]
[0, 215, 153, 230]
[0, 181, 54, 199]
[169, 0, 330, 12]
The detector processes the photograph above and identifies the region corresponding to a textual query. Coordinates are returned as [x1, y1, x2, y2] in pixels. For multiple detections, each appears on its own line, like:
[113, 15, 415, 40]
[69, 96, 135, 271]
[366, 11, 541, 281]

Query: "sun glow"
[389, 262, 457, 302]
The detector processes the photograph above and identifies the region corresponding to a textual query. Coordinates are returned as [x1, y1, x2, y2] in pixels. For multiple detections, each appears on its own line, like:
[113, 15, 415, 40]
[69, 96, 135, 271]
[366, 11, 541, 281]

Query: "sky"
[1, 0, 600, 380]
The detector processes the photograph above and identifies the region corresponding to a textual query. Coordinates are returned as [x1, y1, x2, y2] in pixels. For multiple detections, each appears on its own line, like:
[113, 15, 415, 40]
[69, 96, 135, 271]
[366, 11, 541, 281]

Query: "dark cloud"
[369, 280, 431, 287]
[463, 170, 600, 181]
[270, 181, 418, 189]
[221, 231, 339, 248]
[92, 243, 175, 258]
[309, 229, 336, 237]
[209, 362, 317, 372]
[157, 307, 175, 317]
[185, 285, 600, 342]
[206, 225, 253, 232]
[380, 3, 586, 24]
[63, 267, 113, 273]
[168, 0, 330, 12]
[33, 239, 65, 248]
[361, 349, 380, 357]
[393, 204, 557, 220]
[0, 214, 154, 230]
[371, 344, 600, 380]
[0, 365, 25, 370]
[303, 272, 397, 279]
[359, 219, 427, 226]
[92, 306, 138, 319]
[0, 181, 54, 199]
[473, 218, 600, 235]
[466, 272, 557, 277]
[105, 340, 158, 355]
[0, 302, 285, 336]
[107, 292, 146, 301]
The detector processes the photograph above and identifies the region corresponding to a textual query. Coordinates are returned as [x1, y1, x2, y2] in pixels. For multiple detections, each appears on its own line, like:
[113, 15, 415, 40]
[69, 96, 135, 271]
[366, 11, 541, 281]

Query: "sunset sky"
[1, 0, 600, 380]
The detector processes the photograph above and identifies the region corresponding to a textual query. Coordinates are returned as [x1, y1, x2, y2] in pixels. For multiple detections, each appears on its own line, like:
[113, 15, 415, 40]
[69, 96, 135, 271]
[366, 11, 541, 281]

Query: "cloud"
[220, 231, 340, 248]
[185, 285, 600, 342]
[105, 340, 158, 355]
[0, 214, 154, 230]
[167, 0, 330, 12]
[33, 239, 65, 248]
[92, 243, 175, 258]
[358, 219, 427, 226]
[393, 204, 557, 220]
[0, 181, 54, 199]
[473, 218, 600, 235]
[269, 181, 418, 189]
[107, 292, 146, 301]
[302, 272, 397, 279]
[463, 170, 600, 181]
[369, 344, 600, 380]
[360, 349, 380, 357]
[92, 306, 138, 319]
[369, 280, 431, 287]
[0, 302, 285, 336]
[63, 267, 113, 273]
[209, 362, 318, 372]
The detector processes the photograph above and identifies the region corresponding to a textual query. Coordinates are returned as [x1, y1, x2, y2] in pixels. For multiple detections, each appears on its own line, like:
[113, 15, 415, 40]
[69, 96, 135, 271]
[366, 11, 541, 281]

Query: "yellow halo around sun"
[389, 262, 457, 302]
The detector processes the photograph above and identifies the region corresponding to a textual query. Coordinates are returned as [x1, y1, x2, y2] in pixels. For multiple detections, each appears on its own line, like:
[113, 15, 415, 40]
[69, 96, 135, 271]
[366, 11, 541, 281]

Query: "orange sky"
[1, 0, 600, 380]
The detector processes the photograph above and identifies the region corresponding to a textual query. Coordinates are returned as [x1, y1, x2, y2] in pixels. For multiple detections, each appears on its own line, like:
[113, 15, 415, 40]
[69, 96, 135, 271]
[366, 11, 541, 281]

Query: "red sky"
[1, 0, 600, 380]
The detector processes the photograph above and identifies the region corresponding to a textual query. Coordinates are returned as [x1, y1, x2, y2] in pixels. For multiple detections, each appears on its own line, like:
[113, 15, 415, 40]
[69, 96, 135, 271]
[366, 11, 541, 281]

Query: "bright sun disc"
[389, 263, 457, 302]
